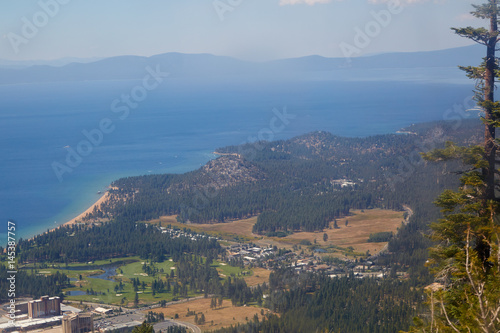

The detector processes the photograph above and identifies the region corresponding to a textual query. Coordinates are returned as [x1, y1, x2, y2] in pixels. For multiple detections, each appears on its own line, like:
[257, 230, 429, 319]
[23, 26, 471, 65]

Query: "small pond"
[89, 265, 118, 281]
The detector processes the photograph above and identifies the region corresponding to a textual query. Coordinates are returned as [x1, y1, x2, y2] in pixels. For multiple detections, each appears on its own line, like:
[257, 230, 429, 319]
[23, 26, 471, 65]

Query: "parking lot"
[94, 312, 145, 330]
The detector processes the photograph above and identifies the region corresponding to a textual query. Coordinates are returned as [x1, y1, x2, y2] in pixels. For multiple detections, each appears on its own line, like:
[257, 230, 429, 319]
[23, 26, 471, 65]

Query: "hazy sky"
[0, 0, 481, 62]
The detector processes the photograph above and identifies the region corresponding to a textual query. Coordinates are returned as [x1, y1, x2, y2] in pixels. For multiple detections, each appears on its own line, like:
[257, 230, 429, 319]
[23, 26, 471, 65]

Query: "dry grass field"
[285, 209, 405, 254]
[149, 215, 258, 241]
[152, 298, 270, 332]
[148, 209, 405, 255]
[244, 267, 271, 286]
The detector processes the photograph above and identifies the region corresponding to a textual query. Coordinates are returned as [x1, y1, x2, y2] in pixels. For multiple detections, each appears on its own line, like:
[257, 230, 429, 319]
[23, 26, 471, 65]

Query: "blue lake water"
[0, 68, 475, 241]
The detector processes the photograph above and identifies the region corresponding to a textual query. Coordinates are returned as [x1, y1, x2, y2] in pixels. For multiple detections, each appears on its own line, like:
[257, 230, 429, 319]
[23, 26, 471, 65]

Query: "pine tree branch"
[471, 2, 500, 20]
[489, 304, 500, 330]
[438, 294, 460, 333]
[429, 291, 435, 332]
[497, 231, 500, 274]
[452, 27, 492, 45]
[466, 227, 493, 333]
[453, 167, 480, 175]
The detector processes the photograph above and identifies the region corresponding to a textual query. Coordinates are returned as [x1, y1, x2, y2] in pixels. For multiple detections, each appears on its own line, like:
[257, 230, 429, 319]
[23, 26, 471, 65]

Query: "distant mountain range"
[0, 57, 103, 69]
[0, 44, 482, 85]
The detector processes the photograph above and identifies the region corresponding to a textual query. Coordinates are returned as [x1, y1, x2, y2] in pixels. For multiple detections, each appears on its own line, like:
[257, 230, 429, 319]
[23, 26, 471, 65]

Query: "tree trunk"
[484, 0, 498, 201]
[478, 0, 498, 269]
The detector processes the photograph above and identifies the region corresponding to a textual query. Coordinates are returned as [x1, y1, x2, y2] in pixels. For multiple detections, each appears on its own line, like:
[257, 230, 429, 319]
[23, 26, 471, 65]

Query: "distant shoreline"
[212, 151, 241, 158]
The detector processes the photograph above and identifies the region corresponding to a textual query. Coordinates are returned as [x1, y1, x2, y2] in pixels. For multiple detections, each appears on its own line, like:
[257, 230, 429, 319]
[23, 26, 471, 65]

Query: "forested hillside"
[89, 119, 480, 236]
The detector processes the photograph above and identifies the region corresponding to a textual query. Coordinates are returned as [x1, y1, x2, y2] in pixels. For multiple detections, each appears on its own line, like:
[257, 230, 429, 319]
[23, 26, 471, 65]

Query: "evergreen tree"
[200, 313, 206, 325]
[409, 1, 500, 331]
[132, 322, 154, 333]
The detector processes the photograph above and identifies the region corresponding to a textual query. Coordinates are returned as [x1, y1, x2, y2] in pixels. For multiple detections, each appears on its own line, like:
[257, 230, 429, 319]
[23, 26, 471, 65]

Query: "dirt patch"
[152, 298, 270, 332]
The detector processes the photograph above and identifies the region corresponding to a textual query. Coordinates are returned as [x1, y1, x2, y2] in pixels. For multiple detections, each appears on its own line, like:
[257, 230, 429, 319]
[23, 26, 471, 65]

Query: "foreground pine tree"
[407, 1, 500, 332]
[132, 322, 154, 333]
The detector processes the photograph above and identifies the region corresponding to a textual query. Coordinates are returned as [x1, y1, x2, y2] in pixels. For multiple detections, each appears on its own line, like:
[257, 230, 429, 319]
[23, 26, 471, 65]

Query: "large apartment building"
[27, 296, 61, 319]
[62, 313, 94, 333]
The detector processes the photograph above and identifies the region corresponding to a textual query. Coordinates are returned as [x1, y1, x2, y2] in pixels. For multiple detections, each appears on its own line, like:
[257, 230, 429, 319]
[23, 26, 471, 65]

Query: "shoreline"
[61, 191, 110, 227]
[28, 191, 111, 241]
[23, 125, 432, 242]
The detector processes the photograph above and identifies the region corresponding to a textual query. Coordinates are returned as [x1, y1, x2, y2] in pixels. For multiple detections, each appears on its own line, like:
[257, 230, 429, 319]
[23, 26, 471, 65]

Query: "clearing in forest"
[151, 298, 270, 331]
[285, 209, 405, 255]
[150, 209, 405, 255]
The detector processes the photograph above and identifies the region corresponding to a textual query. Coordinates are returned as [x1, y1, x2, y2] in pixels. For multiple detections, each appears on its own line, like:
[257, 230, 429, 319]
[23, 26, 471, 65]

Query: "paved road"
[153, 320, 178, 331]
[64, 300, 122, 311]
[153, 319, 201, 333]
[143, 299, 204, 333]
[173, 320, 202, 333]
[65, 295, 207, 313]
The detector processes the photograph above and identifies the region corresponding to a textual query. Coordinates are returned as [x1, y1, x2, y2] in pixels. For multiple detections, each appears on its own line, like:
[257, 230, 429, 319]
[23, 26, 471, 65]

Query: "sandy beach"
[27, 191, 111, 241]
[62, 191, 110, 227]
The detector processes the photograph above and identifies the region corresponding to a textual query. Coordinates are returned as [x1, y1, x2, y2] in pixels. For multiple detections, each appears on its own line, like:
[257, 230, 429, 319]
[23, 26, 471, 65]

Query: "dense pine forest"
[208, 269, 424, 333]
[16, 219, 223, 263]
[0, 265, 69, 302]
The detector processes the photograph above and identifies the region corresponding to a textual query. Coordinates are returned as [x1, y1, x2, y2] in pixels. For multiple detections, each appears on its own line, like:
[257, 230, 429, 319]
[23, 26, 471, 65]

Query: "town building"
[94, 307, 113, 315]
[62, 312, 94, 333]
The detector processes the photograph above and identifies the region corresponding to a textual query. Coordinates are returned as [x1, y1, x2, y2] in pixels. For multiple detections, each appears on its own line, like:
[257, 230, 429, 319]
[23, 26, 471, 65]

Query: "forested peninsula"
[85, 119, 478, 235]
